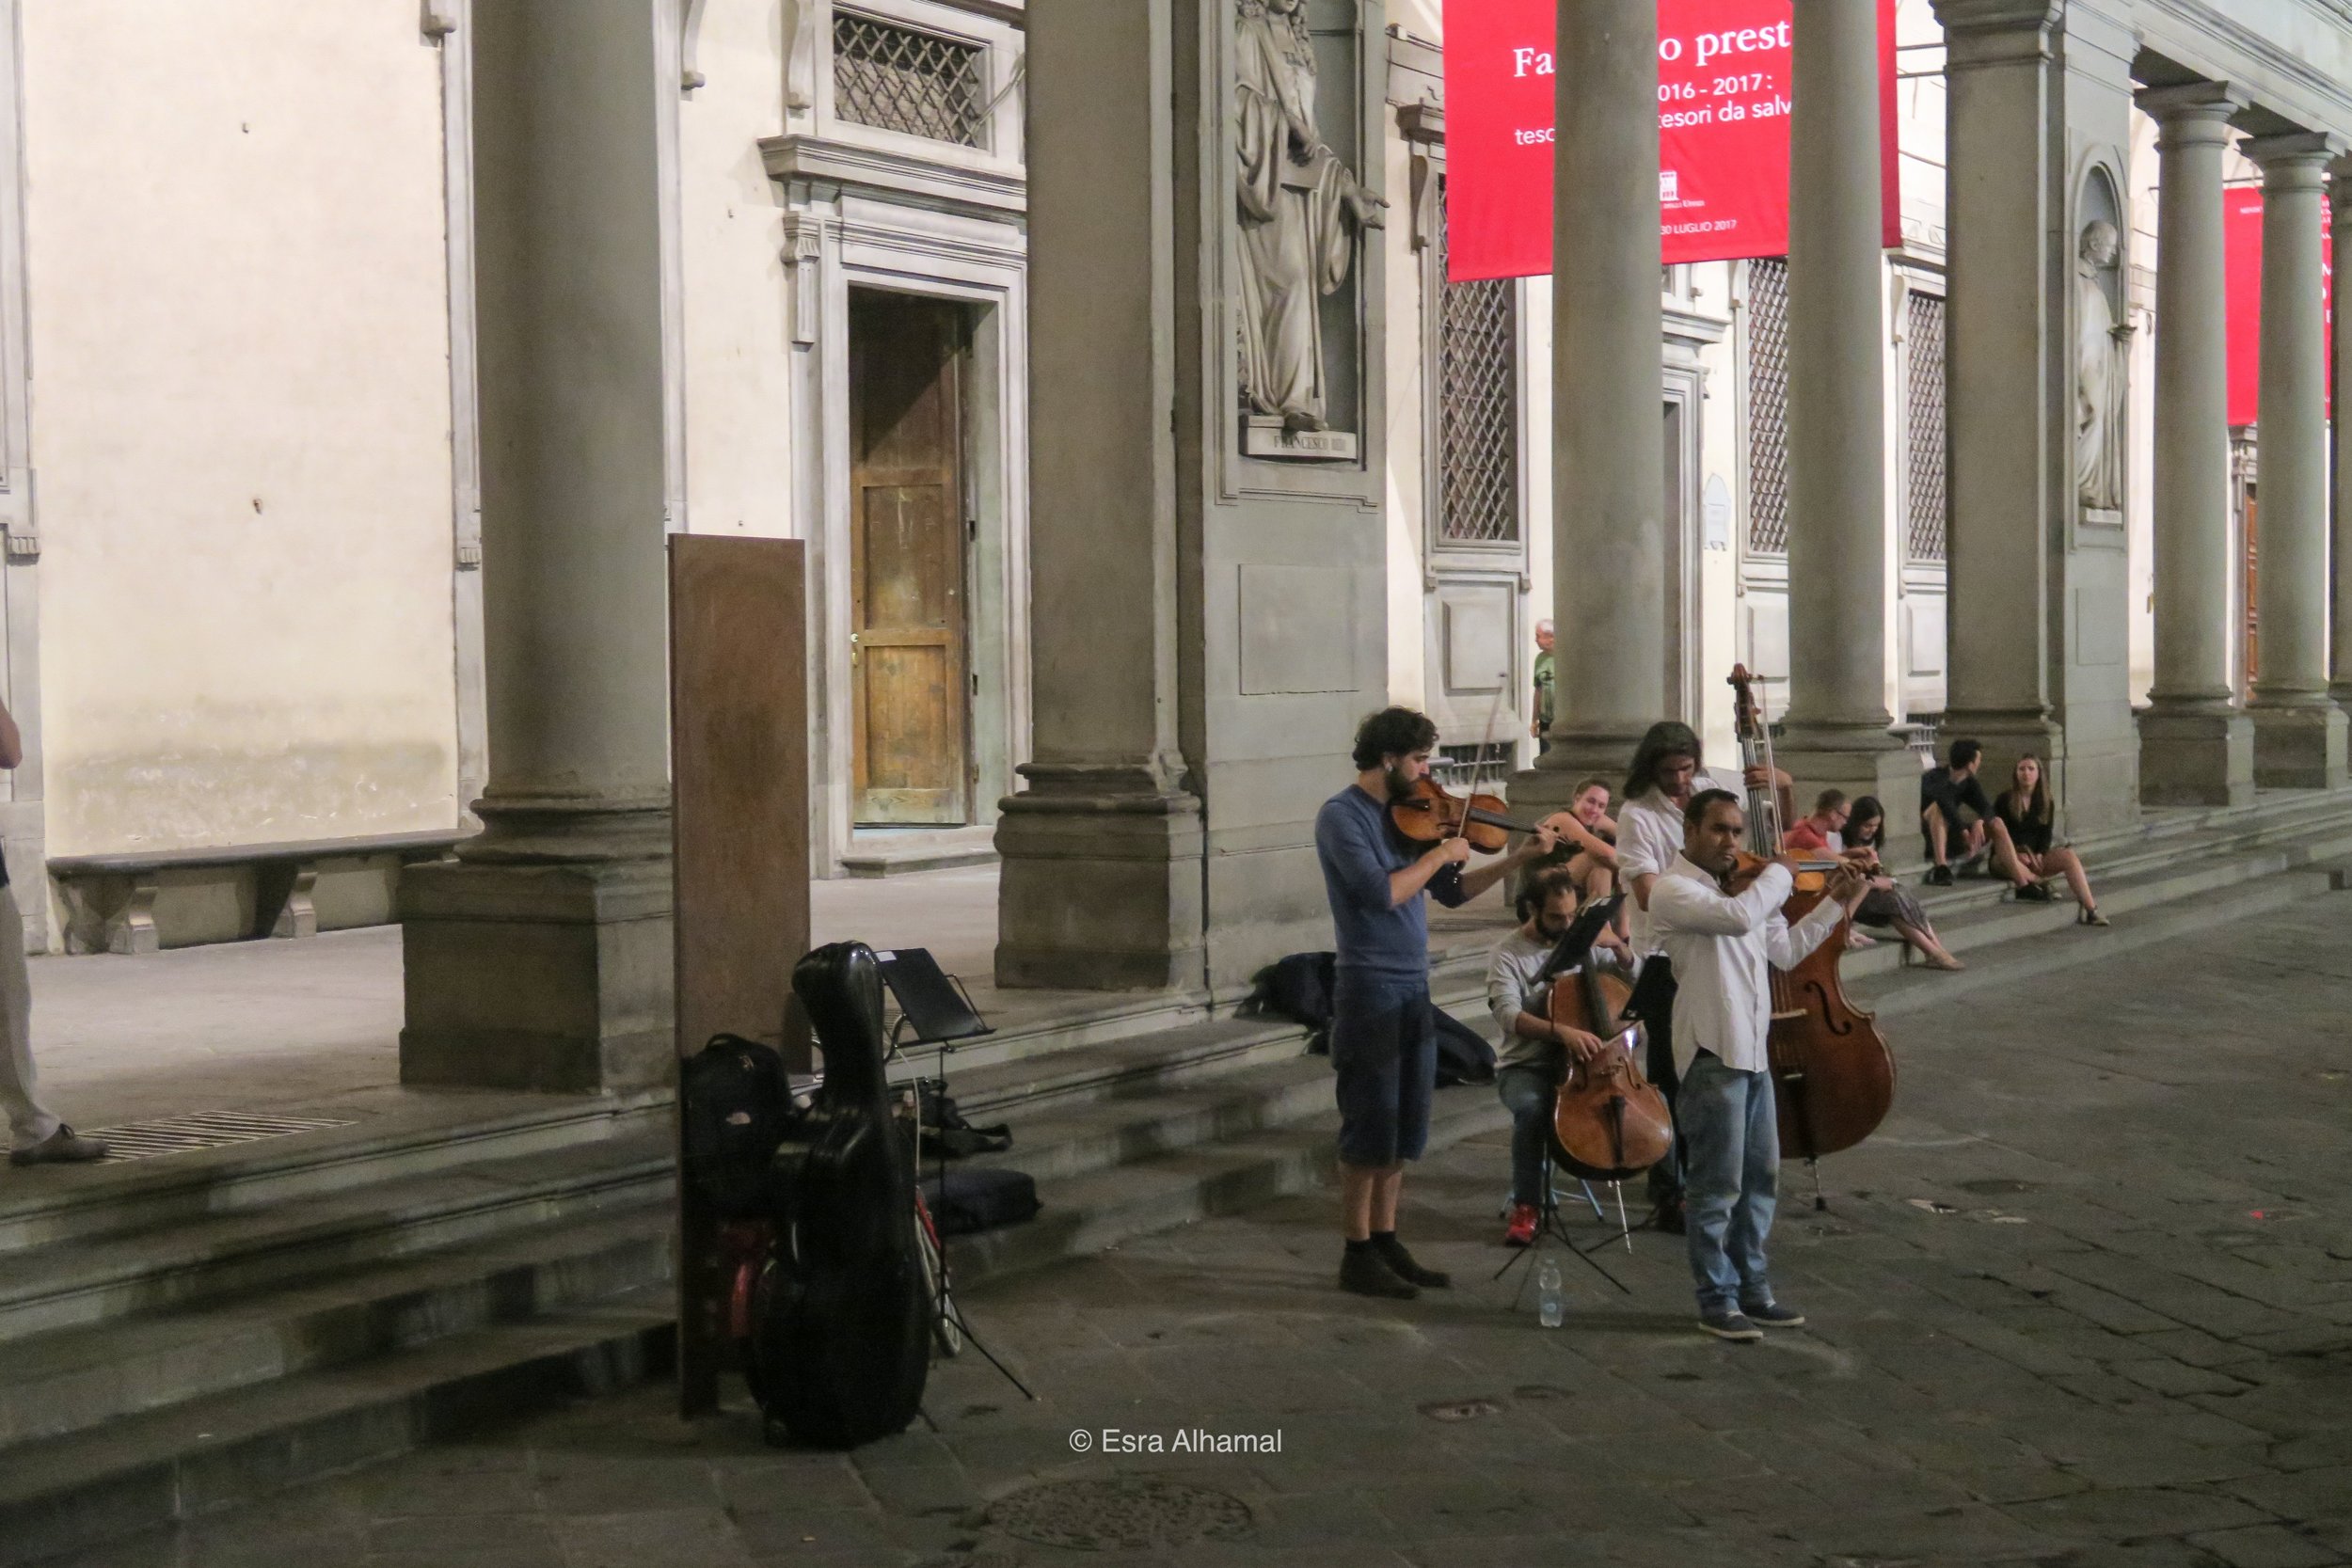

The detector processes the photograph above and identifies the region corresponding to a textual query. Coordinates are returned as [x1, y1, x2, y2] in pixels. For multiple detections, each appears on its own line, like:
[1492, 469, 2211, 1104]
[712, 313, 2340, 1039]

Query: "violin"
[1546, 958, 1673, 1181]
[1387, 775, 1547, 854]
[1727, 666, 1895, 1168]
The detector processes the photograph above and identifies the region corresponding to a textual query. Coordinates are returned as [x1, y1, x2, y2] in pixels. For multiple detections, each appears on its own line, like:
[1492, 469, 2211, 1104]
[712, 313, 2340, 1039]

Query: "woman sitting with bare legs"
[1988, 753, 2107, 927]
[1842, 798, 1966, 971]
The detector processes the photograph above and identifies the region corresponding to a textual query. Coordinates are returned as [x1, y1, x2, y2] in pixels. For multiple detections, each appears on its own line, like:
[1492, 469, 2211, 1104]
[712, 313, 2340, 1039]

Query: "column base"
[1772, 728, 1924, 870]
[399, 853, 675, 1094]
[993, 766, 1206, 991]
[1507, 729, 1653, 818]
[2249, 700, 2349, 790]
[2137, 705, 2255, 807]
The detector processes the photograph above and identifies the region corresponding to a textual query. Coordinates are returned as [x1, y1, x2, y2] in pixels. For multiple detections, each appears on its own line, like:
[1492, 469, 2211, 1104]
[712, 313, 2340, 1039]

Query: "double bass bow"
[1725, 666, 1897, 1191]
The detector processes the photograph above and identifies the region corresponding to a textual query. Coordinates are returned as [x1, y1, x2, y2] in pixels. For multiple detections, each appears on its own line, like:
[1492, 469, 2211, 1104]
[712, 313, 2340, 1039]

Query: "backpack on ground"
[681, 1033, 799, 1219]
[1433, 1008, 1498, 1087]
[1245, 951, 1338, 1053]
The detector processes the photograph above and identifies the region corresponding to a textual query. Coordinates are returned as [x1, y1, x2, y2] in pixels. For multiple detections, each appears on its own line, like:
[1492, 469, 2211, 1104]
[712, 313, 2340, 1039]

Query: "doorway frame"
[784, 192, 1030, 878]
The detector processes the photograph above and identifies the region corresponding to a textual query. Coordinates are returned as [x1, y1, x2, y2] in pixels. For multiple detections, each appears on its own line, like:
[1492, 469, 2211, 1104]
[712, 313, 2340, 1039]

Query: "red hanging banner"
[1442, 0, 1901, 282]
[2224, 188, 2334, 427]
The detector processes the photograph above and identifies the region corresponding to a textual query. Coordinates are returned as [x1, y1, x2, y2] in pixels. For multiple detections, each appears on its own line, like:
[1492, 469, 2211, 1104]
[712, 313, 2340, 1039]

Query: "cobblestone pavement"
[73, 901, 2352, 1567]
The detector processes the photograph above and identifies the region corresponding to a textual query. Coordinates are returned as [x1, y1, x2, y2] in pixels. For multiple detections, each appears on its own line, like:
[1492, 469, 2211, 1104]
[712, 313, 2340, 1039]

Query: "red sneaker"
[1503, 1203, 1539, 1247]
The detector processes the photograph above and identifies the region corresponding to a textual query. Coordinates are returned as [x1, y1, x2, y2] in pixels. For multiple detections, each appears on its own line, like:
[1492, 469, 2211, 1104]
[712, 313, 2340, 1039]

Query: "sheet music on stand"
[1537, 894, 1625, 985]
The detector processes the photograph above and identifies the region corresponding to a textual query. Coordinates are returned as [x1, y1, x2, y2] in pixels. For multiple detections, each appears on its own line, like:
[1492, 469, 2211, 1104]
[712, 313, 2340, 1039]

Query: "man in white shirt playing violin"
[1650, 787, 1867, 1342]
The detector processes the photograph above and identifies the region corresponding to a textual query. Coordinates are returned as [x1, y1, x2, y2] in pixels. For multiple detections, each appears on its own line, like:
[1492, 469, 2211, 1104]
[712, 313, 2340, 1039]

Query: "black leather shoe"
[1340, 1246, 1417, 1299]
[1373, 1235, 1451, 1290]
[1924, 864, 1954, 887]
[1648, 1199, 1687, 1236]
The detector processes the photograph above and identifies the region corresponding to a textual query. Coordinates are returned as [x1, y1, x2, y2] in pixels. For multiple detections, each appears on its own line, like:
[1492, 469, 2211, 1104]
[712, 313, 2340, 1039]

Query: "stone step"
[947, 1085, 1509, 1291]
[0, 1290, 675, 1568]
[0, 1133, 671, 1345]
[0, 1205, 671, 1451]
[0, 1088, 667, 1256]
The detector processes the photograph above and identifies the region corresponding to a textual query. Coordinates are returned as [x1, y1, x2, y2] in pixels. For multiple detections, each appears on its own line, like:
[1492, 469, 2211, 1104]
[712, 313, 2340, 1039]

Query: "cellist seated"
[1486, 867, 1609, 1247]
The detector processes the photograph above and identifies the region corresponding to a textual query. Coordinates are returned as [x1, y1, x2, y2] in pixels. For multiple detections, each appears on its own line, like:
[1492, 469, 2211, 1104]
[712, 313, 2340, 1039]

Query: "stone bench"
[48, 830, 467, 955]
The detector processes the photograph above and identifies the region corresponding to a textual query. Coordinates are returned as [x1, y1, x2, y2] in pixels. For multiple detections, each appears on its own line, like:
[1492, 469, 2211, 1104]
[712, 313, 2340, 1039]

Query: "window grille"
[833, 11, 987, 149]
[1436, 742, 1514, 786]
[1437, 182, 1519, 545]
[1903, 291, 1949, 562]
[1745, 257, 1790, 556]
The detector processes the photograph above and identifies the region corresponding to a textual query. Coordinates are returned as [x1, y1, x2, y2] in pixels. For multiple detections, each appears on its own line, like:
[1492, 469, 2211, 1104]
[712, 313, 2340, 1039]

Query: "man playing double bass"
[1314, 707, 1558, 1300]
[1650, 789, 1867, 1340]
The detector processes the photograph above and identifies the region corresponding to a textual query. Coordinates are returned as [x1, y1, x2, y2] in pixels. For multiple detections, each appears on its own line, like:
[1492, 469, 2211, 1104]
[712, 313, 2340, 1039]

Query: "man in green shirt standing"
[1531, 619, 1555, 752]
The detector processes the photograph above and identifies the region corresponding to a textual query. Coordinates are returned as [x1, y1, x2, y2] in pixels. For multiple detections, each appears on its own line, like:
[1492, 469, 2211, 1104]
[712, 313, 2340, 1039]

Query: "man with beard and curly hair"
[1313, 706, 1556, 1299]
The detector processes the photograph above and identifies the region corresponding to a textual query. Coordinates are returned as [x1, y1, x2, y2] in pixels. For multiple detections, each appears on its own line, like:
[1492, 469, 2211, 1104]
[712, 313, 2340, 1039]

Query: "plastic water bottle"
[1536, 1259, 1565, 1328]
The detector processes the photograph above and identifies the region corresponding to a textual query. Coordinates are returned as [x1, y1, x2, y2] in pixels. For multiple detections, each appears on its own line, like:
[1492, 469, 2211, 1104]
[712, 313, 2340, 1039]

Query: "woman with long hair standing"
[1841, 798, 1965, 971]
[1989, 754, 2107, 926]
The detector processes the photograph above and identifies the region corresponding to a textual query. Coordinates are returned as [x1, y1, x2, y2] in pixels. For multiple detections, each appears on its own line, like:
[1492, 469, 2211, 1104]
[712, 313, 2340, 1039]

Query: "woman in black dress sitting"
[1988, 753, 2107, 926]
[1842, 798, 1964, 971]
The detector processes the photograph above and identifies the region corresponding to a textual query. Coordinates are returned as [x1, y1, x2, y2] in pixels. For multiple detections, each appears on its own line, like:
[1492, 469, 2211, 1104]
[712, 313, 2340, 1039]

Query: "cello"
[1725, 667, 1897, 1180]
[1547, 955, 1675, 1182]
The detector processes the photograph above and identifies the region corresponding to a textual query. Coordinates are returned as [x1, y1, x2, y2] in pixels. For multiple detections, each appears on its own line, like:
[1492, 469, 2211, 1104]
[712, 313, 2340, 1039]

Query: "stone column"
[2334, 160, 2352, 715]
[993, 0, 1204, 990]
[1932, 1, 2063, 799]
[1775, 0, 1916, 828]
[399, 0, 679, 1091]
[2137, 84, 2253, 806]
[1518, 0, 1663, 813]
[2244, 132, 2349, 787]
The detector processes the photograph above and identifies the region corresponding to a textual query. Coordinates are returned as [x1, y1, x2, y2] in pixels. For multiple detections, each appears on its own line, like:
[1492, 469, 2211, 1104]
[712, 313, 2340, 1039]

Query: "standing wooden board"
[671, 534, 809, 1418]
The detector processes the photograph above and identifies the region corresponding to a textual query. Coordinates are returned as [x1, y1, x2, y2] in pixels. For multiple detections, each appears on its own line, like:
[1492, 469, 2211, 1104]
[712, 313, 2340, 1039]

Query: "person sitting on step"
[1486, 867, 1609, 1248]
[1919, 738, 1993, 886]
[1842, 797, 1966, 971]
[1989, 753, 2107, 927]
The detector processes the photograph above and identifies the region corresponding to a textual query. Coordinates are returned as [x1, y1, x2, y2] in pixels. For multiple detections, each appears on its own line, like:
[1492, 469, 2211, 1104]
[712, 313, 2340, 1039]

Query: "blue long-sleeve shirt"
[1313, 784, 1468, 979]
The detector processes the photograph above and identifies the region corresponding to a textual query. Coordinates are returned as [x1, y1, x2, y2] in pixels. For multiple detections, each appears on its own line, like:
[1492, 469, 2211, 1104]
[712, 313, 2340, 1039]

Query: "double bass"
[1725, 666, 1897, 1173]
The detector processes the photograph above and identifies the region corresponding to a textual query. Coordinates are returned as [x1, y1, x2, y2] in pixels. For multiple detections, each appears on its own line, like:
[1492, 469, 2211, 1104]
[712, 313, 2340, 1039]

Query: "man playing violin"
[1314, 706, 1558, 1300]
[1650, 789, 1867, 1340]
[1487, 865, 1610, 1246]
[1613, 721, 1791, 1233]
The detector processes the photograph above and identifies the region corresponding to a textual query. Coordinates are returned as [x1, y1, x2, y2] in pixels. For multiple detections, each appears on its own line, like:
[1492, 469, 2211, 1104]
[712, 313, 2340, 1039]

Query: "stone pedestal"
[1516, 0, 1665, 819]
[400, 0, 680, 1091]
[2136, 706, 2254, 808]
[995, 768, 1204, 991]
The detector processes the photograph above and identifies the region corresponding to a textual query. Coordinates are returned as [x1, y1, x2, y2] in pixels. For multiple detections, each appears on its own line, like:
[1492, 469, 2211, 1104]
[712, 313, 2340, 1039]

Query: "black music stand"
[1492, 895, 1635, 1305]
[871, 948, 1032, 1405]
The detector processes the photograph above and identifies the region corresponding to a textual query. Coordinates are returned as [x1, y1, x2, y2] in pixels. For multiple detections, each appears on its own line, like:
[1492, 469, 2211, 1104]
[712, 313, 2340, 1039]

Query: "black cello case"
[749, 942, 930, 1447]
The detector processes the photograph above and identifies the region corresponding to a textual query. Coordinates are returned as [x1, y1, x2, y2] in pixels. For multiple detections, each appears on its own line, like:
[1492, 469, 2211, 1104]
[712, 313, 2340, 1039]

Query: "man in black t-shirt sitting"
[1918, 737, 1993, 887]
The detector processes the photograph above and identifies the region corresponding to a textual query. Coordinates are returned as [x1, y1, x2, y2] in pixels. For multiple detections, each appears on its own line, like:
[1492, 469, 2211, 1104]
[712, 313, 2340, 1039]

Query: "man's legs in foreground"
[1332, 982, 1449, 1297]
[1679, 1052, 1793, 1338]
[0, 886, 102, 1166]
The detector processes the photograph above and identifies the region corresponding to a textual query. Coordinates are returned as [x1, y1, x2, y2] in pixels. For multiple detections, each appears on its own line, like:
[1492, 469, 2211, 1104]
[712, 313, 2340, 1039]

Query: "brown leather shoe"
[10, 1126, 106, 1166]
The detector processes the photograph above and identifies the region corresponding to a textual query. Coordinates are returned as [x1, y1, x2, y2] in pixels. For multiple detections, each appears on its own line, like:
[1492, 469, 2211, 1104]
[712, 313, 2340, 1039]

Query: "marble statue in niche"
[1235, 0, 1384, 453]
[2075, 218, 2130, 515]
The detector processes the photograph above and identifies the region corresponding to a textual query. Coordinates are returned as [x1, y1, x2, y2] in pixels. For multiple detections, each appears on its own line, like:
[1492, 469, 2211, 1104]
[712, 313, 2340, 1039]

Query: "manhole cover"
[1417, 1398, 1501, 1422]
[987, 1479, 1252, 1552]
[1956, 1179, 2037, 1196]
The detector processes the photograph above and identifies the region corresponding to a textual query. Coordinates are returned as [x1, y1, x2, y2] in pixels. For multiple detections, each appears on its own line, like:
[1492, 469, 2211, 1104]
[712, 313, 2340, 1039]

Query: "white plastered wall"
[679, 1, 797, 541]
[23, 1, 459, 854]
[1383, 113, 1426, 708]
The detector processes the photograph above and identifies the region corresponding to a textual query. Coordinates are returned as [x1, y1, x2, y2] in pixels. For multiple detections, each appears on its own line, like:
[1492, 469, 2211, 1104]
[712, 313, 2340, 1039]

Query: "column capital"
[2136, 81, 2249, 138]
[1929, 1, 2060, 66]
[2244, 130, 2346, 184]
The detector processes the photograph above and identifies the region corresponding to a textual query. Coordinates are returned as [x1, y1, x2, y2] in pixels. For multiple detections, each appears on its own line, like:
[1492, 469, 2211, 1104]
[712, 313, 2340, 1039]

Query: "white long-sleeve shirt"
[1647, 853, 1848, 1075]
[1615, 775, 1741, 959]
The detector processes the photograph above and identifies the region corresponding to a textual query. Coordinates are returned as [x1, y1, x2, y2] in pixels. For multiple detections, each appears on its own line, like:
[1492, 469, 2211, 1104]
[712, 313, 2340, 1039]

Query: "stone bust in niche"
[1234, 0, 1384, 457]
[2075, 218, 2131, 515]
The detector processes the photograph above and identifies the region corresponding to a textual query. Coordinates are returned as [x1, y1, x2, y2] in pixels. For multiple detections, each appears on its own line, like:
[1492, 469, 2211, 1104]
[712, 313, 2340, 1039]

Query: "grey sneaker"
[9, 1126, 106, 1166]
[1740, 1298, 1805, 1327]
[1697, 1308, 1763, 1342]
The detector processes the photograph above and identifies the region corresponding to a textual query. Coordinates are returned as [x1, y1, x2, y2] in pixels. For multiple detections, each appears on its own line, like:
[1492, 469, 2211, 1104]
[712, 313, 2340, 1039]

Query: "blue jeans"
[1495, 1063, 1556, 1208]
[1678, 1051, 1779, 1312]
[1329, 971, 1436, 1166]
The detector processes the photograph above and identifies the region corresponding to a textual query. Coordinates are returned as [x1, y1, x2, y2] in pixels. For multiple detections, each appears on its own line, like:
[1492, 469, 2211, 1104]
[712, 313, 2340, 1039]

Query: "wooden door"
[850, 293, 970, 825]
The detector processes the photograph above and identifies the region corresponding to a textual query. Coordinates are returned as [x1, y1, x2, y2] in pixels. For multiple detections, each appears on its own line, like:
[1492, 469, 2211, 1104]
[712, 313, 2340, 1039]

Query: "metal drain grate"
[85, 1111, 356, 1163]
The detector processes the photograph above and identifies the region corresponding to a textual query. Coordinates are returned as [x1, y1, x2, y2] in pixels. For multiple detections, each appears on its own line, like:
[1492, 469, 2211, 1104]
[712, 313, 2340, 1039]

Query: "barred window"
[1745, 257, 1790, 555]
[833, 11, 988, 149]
[1437, 182, 1519, 545]
[1904, 291, 1948, 562]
